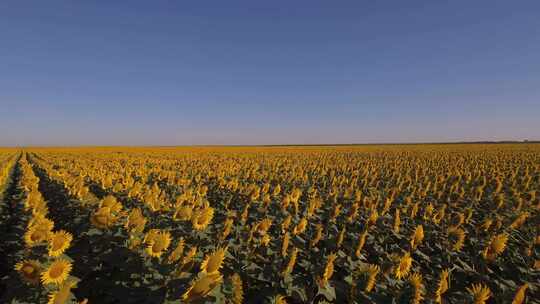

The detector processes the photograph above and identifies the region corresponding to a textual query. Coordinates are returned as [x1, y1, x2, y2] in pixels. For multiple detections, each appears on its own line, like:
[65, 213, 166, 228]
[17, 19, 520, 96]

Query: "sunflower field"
[0, 144, 538, 304]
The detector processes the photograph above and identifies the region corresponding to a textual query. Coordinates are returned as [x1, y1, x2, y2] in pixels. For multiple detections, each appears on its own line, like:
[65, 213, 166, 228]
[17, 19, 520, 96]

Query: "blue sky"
[1, 0, 539, 146]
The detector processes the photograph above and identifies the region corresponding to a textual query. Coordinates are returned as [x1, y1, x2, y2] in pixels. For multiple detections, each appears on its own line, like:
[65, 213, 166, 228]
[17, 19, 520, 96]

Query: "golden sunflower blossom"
[447, 227, 465, 252]
[192, 206, 215, 231]
[434, 269, 449, 304]
[167, 238, 185, 264]
[482, 233, 508, 261]
[200, 247, 227, 275]
[511, 283, 528, 304]
[182, 273, 223, 302]
[24, 224, 52, 247]
[466, 283, 491, 304]
[319, 253, 337, 287]
[282, 247, 298, 277]
[47, 280, 76, 304]
[356, 263, 380, 293]
[41, 259, 73, 285]
[145, 230, 172, 258]
[15, 259, 42, 285]
[394, 252, 413, 280]
[48, 230, 73, 257]
[408, 272, 424, 304]
[230, 273, 243, 304]
[292, 218, 308, 236]
[410, 225, 424, 250]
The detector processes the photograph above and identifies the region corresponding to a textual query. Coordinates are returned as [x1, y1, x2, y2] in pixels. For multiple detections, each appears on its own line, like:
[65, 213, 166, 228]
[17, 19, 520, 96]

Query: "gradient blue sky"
[1, 0, 539, 146]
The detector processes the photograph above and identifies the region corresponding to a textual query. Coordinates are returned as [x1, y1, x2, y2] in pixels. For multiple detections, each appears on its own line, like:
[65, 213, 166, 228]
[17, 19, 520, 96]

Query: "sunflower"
[28, 213, 54, 231]
[48, 230, 73, 257]
[435, 269, 449, 303]
[260, 234, 271, 247]
[90, 206, 115, 229]
[182, 273, 223, 302]
[292, 218, 307, 235]
[145, 230, 172, 258]
[181, 246, 198, 266]
[447, 227, 465, 252]
[482, 233, 508, 261]
[100, 195, 122, 213]
[125, 208, 147, 233]
[174, 205, 193, 221]
[281, 214, 292, 234]
[393, 209, 401, 233]
[41, 259, 73, 285]
[143, 229, 160, 244]
[256, 218, 272, 235]
[367, 209, 378, 226]
[356, 263, 380, 293]
[319, 253, 337, 286]
[47, 280, 76, 304]
[310, 224, 323, 248]
[14, 259, 42, 285]
[509, 212, 529, 230]
[274, 295, 287, 304]
[24, 224, 52, 247]
[394, 252, 413, 280]
[355, 229, 369, 258]
[220, 218, 234, 240]
[466, 283, 491, 304]
[410, 225, 424, 250]
[192, 207, 214, 231]
[512, 283, 528, 304]
[275, 233, 287, 258]
[282, 247, 298, 277]
[408, 273, 424, 304]
[230, 273, 243, 304]
[200, 247, 227, 274]
[167, 238, 185, 264]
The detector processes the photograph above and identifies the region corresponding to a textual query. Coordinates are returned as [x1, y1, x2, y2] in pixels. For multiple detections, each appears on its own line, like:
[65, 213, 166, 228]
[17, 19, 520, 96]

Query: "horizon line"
[4, 139, 540, 149]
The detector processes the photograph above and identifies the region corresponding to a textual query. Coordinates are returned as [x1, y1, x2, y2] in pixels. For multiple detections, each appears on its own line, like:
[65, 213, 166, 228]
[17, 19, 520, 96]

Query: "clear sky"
[1, 0, 539, 146]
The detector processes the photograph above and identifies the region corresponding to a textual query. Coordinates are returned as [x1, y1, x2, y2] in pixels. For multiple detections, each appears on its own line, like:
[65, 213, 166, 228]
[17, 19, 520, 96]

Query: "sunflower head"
[512, 283, 528, 304]
[48, 230, 73, 257]
[274, 295, 288, 304]
[192, 206, 215, 231]
[15, 259, 42, 285]
[230, 273, 243, 304]
[466, 283, 491, 304]
[256, 218, 272, 235]
[200, 247, 227, 274]
[410, 225, 424, 250]
[24, 225, 52, 247]
[220, 218, 234, 240]
[174, 205, 193, 221]
[181, 246, 198, 266]
[394, 252, 413, 280]
[100, 195, 123, 213]
[28, 213, 54, 230]
[320, 253, 337, 286]
[447, 227, 465, 252]
[41, 259, 73, 285]
[182, 273, 223, 302]
[125, 208, 147, 233]
[355, 263, 380, 293]
[408, 272, 424, 304]
[167, 238, 185, 264]
[145, 230, 172, 258]
[482, 233, 508, 261]
[90, 206, 116, 229]
[47, 279, 77, 304]
[435, 269, 450, 303]
[292, 218, 307, 235]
